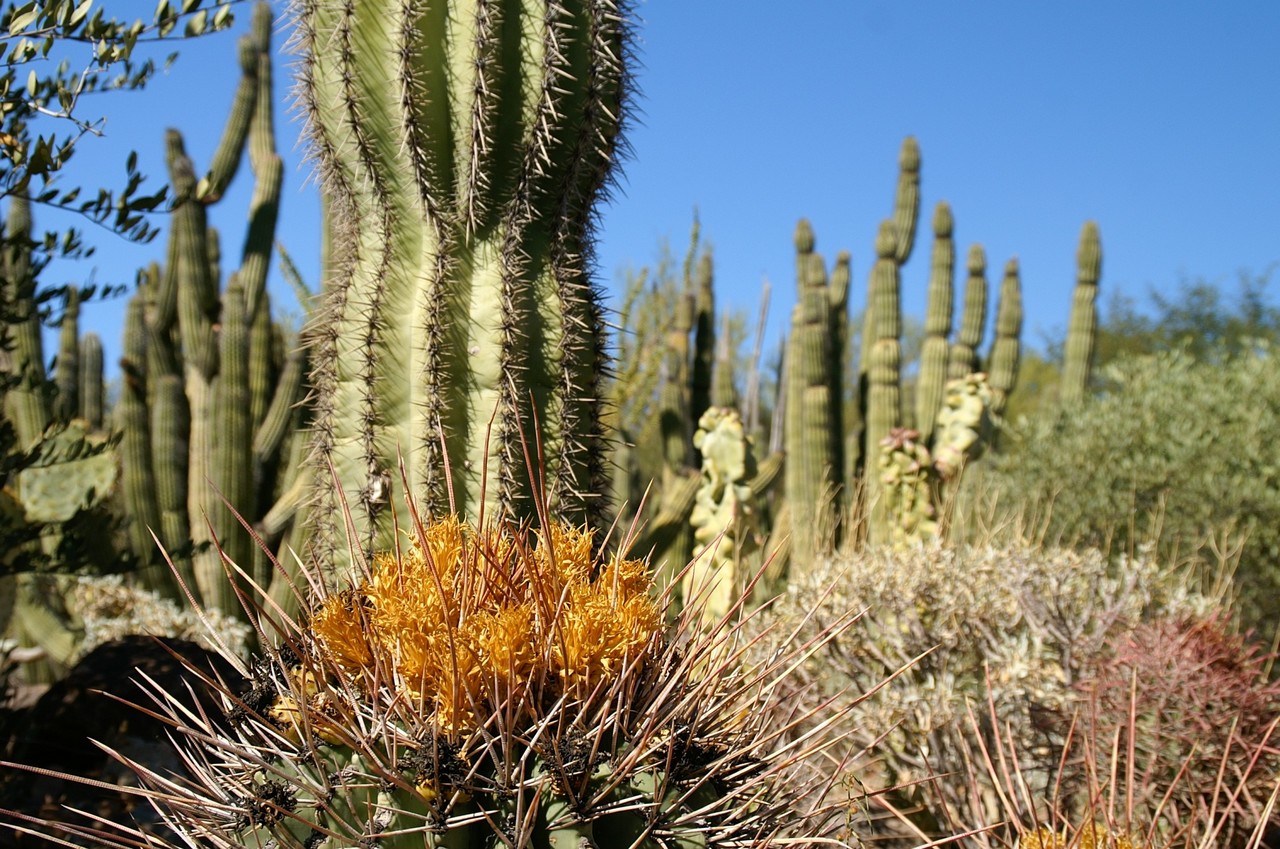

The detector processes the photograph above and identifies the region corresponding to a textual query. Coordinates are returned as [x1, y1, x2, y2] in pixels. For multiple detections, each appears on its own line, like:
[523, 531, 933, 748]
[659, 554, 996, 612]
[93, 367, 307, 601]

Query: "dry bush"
[742, 543, 1219, 845]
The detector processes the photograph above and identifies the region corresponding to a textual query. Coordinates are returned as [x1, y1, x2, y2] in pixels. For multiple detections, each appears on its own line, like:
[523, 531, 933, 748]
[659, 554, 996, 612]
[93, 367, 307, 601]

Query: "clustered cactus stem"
[298, 0, 629, 571]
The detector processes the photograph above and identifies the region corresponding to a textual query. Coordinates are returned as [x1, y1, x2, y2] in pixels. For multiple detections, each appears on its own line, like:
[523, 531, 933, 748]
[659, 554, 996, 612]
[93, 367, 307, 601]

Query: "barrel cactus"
[22, 516, 858, 847]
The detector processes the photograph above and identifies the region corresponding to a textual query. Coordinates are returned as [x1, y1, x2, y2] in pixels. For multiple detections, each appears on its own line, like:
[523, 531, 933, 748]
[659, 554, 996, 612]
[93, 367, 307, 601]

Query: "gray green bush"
[743, 543, 1214, 845]
[988, 345, 1280, 632]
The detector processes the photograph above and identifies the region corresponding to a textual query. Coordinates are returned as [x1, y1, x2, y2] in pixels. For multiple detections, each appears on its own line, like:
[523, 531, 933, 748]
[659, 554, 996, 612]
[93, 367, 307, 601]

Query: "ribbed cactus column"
[784, 219, 838, 569]
[53, 287, 80, 421]
[1061, 221, 1101, 404]
[866, 221, 902, 547]
[988, 258, 1023, 417]
[1, 195, 50, 448]
[915, 201, 954, 443]
[298, 2, 626, 566]
[78, 333, 104, 429]
[948, 244, 988, 379]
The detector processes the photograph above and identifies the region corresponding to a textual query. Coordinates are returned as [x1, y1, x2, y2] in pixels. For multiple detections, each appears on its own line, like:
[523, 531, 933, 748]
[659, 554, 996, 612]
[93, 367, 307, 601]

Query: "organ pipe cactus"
[116, 3, 298, 615]
[865, 221, 903, 547]
[915, 202, 954, 443]
[784, 220, 843, 568]
[988, 258, 1023, 417]
[948, 244, 988, 380]
[298, 0, 627, 570]
[1061, 221, 1102, 404]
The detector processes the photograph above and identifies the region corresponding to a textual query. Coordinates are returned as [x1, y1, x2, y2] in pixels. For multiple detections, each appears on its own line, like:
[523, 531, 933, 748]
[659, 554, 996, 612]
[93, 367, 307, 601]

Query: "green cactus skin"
[242, 3, 281, 436]
[197, 29, 258, 203]
[828, 251, 851, 498]
[1061, 221, 1102, 405]
[686, 407, 758, 624]
[53, 286, 80, 422]
[298, 1, 627, 567]
[866, 221, 903, 547]
[77, 332, 104, 430]
[118, 295, 169, 584]
[691, 251, 716, 429]
[891, 136, 922, 266]
[948, 244, 988, 380]
[858, 138, 921, 402]
[1, 194, 50, 448]
[988, 258, 1023, 417]
[784, 220, 839, 569]
[151, 372, 196, 592]
[915, 202, 954, 444]
[209, 276, 254, 602]
[111, 9, 289, 617]
[878, 427, 938, 548]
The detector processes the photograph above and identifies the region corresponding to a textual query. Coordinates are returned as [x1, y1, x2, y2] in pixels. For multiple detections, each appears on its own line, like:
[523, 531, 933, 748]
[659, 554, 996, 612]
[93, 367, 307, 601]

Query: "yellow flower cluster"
[1019, 823, 1140, 849]
[308, 518, 661, 732]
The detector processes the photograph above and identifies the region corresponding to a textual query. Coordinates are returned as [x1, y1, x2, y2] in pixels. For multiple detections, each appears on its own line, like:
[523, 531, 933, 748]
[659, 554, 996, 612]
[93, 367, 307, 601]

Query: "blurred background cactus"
[114, 2, 303, 620]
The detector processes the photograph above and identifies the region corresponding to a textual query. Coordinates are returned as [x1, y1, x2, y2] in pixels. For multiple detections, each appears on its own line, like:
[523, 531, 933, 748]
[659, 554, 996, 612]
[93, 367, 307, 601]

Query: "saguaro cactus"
[298, 1, 628, 567]
[1061, 221, 1102, 404]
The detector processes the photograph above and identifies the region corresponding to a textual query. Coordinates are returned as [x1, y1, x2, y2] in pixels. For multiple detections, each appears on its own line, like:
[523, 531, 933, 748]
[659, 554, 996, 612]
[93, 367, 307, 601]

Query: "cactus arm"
[117, 295, 170, 589]
[1, 194, 50, 447]
[866, 221, 903, 547]
[1061, 221, 1101, 404]
[891, 136, 922, 266]
[77, 332, 104, 429]
[988, 258, 1023, 417]
[783, 220, 837, 569]
[198, 32, 258, 202]
[915, 202, 954, 444]
[53, 286, 80, 421]
[948, 244, 988, 380]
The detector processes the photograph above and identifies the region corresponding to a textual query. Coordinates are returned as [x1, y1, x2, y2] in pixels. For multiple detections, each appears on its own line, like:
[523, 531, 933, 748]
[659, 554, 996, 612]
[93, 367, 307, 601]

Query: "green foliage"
[988, 346, 1280, 631]
[0, 0, 237, 253]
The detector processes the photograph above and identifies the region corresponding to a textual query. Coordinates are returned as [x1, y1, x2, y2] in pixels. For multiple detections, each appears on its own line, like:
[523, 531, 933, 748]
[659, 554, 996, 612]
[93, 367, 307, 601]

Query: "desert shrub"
[986, 346, 1280, 632]
[70, 576, 252, 661]
[742, 544, 1216, 845]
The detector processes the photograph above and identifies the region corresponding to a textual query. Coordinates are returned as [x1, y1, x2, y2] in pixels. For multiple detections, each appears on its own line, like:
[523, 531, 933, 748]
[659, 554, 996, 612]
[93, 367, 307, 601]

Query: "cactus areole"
[297, 2, 629, 564]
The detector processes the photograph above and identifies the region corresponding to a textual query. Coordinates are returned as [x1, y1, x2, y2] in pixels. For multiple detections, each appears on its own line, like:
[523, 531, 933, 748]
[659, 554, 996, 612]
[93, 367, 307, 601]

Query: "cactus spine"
[949, 244, 988, 379]
[988, 258, 1023, 417]
[298, 1, 627, 567]
[1061, 221, 1102, 404]
[915, 201, 954, 443]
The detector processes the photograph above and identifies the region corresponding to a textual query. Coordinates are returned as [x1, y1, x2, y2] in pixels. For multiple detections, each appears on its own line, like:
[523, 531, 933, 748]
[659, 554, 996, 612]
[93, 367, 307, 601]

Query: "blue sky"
[39, 1, 1280, 378]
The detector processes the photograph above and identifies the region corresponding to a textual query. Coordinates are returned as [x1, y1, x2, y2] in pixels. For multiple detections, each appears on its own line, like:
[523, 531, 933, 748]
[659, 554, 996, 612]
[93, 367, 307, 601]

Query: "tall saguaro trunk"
[296, 2, 629, 569]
